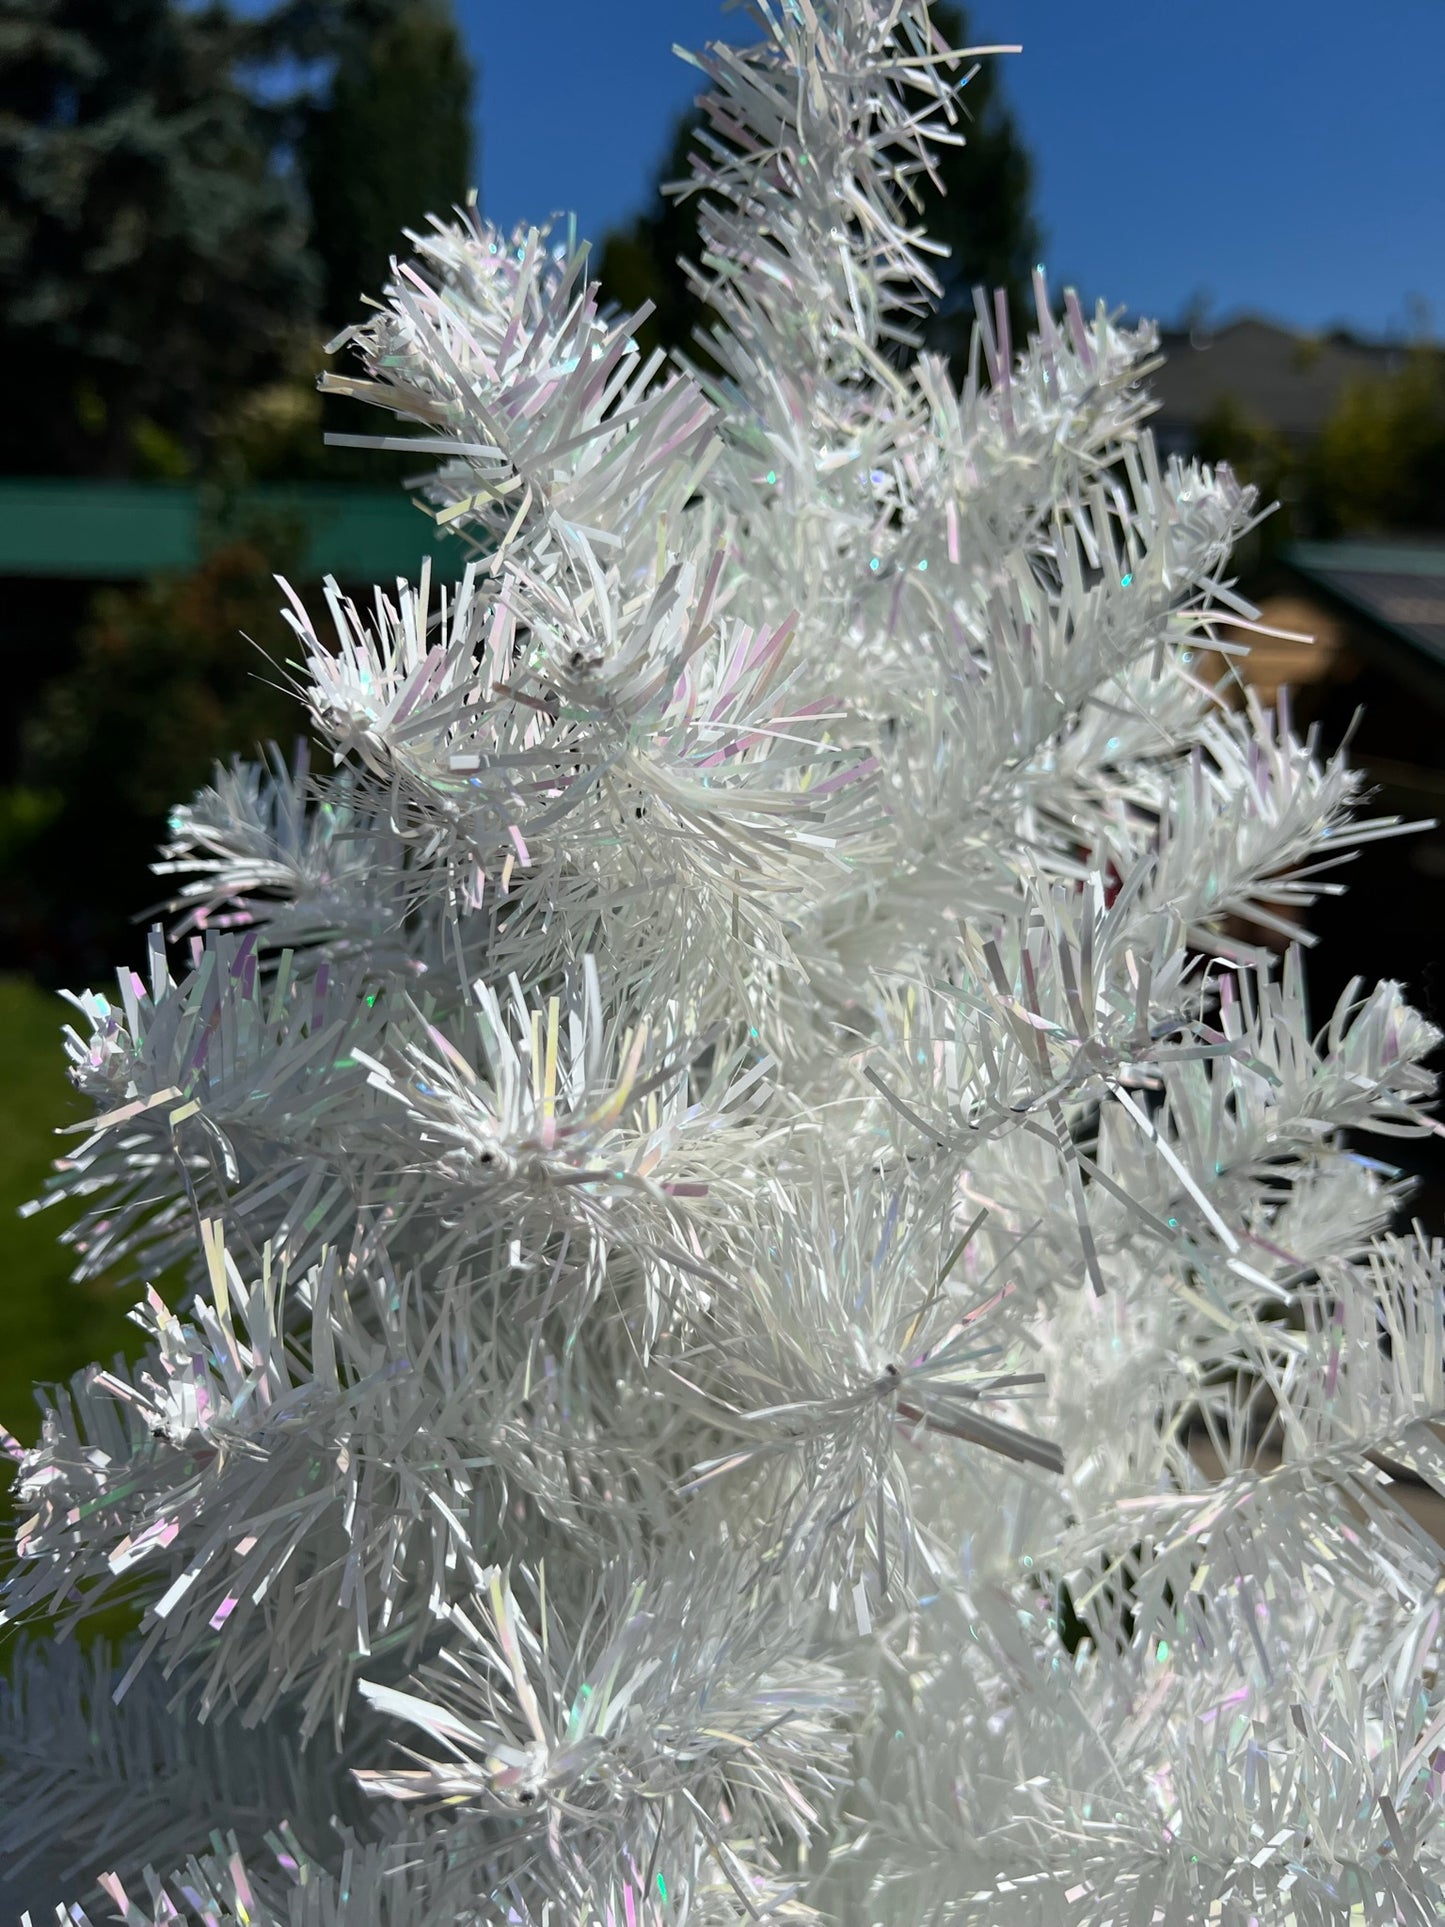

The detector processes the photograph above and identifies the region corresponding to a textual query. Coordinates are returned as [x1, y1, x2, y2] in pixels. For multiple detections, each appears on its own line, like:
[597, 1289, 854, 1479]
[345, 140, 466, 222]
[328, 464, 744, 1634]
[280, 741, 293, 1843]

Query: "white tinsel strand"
[321, 219, 719, 588]
[827, 1575, 1445, 1924]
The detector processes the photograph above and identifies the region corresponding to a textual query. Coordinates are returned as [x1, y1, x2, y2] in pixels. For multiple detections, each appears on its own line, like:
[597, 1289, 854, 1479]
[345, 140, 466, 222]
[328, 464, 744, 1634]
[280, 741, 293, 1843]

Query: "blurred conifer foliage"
[0, 0, 314, 478]
[0, 0, 473, 481]
[300, 1, 473, 332]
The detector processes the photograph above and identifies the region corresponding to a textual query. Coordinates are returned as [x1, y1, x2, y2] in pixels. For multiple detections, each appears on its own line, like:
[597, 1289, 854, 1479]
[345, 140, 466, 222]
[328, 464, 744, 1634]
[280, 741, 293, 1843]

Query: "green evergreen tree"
[0, 0, 318, 477]
[596, 108, 718, 372]
[596, 0, 1041, 369]
[301, 0, 474, 330]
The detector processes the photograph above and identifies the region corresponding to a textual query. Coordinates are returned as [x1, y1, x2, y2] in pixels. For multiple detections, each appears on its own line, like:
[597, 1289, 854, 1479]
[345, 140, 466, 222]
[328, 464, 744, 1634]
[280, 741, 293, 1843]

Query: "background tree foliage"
[0, 534, 311, 985]
[0, 0, 473, 482]
[0, 0, 316, 479]
[1195, 343, 1445, 569]
[596, 0, 1042, 370]
[1309, 346, 1445, 536]
[301, 0, 472, 332]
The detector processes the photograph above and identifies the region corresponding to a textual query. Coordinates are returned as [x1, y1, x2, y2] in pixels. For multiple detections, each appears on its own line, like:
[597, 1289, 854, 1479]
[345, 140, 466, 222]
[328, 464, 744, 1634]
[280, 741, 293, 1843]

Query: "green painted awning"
[0, 479, 469, 583]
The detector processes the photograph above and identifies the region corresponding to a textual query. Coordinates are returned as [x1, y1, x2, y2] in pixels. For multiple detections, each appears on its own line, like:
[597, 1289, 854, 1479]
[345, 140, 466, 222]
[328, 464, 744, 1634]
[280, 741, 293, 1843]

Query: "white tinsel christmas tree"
[4, 5, 1445, 1921]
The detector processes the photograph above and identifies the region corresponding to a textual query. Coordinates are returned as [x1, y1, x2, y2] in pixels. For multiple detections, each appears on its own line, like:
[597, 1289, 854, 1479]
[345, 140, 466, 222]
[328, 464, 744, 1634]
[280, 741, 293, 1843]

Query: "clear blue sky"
[458, 0, 1445, 341]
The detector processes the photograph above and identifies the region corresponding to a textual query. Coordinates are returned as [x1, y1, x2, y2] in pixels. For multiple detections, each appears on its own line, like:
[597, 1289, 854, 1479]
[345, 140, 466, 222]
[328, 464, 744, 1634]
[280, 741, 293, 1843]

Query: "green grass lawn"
[0, 973, 144, 1452]
[0, 973, 153, 1669]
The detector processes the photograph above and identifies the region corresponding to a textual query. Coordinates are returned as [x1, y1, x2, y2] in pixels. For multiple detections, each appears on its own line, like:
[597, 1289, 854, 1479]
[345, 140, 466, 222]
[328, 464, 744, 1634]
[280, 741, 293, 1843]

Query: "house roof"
[1150, 316, 1409, 442]
[1281, 539, 1445, 672]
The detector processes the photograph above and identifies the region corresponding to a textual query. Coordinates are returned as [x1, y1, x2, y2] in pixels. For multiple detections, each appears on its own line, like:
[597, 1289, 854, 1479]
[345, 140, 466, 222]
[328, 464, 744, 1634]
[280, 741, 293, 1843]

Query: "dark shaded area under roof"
[1256, 539, 1445, 1234]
